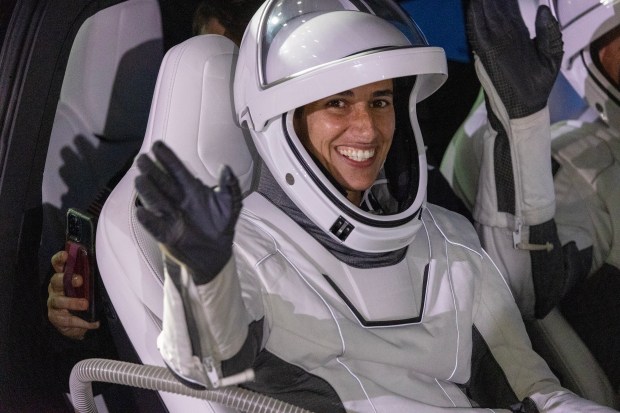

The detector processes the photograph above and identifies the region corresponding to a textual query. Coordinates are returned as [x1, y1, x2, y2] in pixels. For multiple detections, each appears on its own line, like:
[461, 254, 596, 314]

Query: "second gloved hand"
[467, 0, 563, 118]
[135, 141, 242, 285]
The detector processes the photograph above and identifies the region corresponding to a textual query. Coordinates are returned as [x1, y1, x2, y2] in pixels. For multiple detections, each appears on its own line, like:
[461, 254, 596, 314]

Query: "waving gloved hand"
[467, 0, 569, 319]
[467, 0, 563, 118]
[135, 141, 242, 285]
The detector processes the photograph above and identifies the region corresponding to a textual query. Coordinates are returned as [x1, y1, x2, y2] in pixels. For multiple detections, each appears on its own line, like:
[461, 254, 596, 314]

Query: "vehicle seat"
[524, 308, 618, 408]
[96, 34, 256, 412]
[40, 0, 163, 283]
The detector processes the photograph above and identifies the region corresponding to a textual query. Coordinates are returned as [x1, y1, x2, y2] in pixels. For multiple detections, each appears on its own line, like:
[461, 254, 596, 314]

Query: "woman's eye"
[371, 99, 391, 109]
[326, 99, 345, 108]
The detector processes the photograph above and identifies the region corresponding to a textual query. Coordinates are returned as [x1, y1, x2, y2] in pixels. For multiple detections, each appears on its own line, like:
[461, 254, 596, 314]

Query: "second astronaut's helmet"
[234, 0, 447, 253]
[549, 0, 620, 127]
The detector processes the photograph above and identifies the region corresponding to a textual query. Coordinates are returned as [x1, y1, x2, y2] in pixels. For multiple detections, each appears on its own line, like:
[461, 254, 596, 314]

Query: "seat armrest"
[525, 307, 618, 409]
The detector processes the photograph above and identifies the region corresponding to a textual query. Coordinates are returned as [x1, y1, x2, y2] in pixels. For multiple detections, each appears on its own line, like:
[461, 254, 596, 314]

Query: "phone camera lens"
[69, 215, 82, 241]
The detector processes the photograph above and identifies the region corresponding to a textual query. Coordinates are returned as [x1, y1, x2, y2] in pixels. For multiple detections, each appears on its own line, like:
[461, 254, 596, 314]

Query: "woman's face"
[294, 79, 395, 205]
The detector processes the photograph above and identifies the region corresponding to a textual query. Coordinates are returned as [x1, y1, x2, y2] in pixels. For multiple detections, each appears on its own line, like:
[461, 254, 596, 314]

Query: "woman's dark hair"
[192, 0, 264, 45]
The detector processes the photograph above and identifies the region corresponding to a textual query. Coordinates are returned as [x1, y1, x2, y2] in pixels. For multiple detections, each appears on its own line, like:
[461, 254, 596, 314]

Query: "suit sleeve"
[472, 56, 583, 319]
[157, 247, 265, 388]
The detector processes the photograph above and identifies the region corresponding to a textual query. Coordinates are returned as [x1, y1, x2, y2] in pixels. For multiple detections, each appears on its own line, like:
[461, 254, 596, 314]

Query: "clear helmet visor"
[552, 0, 614, 29]
[258, 0, 429, 86]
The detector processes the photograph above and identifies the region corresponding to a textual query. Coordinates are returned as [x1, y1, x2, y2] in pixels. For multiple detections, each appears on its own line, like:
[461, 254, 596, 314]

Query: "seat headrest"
[61, 0, 163, 141]
[139, 34, 256, 194]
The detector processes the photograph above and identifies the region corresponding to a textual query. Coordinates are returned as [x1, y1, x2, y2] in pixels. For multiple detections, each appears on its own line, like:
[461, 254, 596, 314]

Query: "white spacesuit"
[443, 0, 620, 390]
[133, 0, 618, 411]
[547, 0, 620, 277]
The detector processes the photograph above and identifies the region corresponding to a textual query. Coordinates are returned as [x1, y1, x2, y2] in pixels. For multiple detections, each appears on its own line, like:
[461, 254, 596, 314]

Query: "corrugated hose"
[69, 358, 313, 413]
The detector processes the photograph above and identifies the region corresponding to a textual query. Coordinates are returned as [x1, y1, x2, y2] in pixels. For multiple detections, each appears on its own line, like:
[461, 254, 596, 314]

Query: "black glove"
[467, 0, 563, 118]
[135, 141, 242, 285]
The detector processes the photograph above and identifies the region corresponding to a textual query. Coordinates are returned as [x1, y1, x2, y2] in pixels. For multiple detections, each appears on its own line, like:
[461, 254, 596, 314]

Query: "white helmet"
[521, 0, 620, 127]
[234, 0, 447, 253]
[556, 0, 620, 127]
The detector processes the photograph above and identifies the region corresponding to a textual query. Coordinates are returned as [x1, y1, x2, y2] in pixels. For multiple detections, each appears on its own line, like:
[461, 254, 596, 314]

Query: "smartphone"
[64, 208, 96, 322]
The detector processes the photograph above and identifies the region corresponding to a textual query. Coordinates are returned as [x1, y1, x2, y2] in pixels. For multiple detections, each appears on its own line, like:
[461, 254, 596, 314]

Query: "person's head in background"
[547, 0, 620, 127]
[594, 25, 620, 89]
[192, 0, 264, 45]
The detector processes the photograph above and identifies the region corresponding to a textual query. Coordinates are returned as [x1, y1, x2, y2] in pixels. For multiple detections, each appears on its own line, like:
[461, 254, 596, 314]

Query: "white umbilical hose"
[70, 358, 314, 413]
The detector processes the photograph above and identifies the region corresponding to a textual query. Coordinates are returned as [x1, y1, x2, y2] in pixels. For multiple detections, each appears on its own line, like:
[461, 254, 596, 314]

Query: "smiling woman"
[293, 80, 396, 206]
[4, 0, 619, 412]
[128, 0, 616, 411]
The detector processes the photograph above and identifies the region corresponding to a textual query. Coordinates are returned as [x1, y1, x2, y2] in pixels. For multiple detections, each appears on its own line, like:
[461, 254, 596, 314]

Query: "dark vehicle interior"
[1, 0, 615, 412]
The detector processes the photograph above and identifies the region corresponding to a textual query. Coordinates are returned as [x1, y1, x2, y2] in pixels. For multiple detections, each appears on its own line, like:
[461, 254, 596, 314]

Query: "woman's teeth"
[338, 147, 375, 162]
